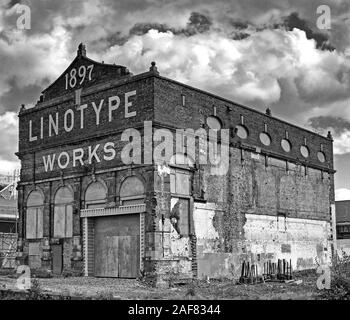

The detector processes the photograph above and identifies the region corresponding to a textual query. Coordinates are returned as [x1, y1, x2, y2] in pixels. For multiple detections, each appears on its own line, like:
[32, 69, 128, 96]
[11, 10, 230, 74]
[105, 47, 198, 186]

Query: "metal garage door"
[94, 214, 140, 278]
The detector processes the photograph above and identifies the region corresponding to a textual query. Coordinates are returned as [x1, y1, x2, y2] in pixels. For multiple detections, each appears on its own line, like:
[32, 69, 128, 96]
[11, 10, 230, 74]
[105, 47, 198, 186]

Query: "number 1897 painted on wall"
[65, 64, 94, 90]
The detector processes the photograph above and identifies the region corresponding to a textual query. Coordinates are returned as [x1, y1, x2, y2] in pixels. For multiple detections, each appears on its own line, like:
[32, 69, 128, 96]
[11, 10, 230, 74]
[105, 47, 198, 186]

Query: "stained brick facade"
[16, 44, 335, 284]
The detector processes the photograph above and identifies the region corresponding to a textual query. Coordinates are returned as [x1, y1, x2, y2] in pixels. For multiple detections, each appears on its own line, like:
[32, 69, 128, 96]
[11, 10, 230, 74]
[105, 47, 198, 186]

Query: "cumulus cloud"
[101, 26, 350, 119]
[308, 116, 350, 155]
[129, 12, 213, 37]
[0, 26, 71, 112]
[333, 132, 350, 155]
[309, 116, 350, 135]
[281, 12, 335, 51]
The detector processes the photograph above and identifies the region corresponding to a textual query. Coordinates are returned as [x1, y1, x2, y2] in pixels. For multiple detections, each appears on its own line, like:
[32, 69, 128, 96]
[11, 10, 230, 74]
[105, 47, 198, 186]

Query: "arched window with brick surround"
[26, 190, 44, 239]
[54, 186, 73, 238]
[85, 181, 107, 209]
[119, 176, 145, 205]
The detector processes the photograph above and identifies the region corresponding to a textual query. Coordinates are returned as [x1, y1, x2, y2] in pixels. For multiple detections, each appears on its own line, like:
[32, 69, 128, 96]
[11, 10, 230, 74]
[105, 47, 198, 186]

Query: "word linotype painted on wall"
[28, 88, 229, 174]
[27, 90, 137, 142]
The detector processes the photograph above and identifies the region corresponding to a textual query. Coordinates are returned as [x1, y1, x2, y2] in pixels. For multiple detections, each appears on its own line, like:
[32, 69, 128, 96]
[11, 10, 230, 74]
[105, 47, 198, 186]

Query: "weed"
[28, 278, 44, 300]
[320, 251, 350, 300]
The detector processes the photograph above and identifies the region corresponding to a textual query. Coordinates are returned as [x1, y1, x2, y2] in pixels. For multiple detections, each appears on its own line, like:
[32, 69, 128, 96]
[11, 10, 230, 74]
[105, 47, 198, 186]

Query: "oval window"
[206, 116, 221, 131]
[259, 132, 271, 146]
[300, 145, 309, 158]
[281, 139, 291, 152]
[317, 151, 326, 163]
[236, 125, 248, 139]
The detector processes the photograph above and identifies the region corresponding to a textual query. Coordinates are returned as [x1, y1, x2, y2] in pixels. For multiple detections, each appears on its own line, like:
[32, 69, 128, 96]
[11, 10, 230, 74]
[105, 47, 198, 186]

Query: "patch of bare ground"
[0, 268, 325, 300]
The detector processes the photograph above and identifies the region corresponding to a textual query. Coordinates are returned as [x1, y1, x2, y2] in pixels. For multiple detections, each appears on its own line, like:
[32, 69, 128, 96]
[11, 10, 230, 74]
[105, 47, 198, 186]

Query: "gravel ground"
[0, 271, 322, 300]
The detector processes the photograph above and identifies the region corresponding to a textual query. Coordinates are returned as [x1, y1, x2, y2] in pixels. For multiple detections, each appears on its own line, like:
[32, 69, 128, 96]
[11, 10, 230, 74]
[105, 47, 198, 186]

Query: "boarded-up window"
[170, 169, 190, 196]
[26, 191, 44, 239]
[26, 208, 43, 239]
[85, 181, 107, 209]
[54, 187, 73, 238]
[120, 176, 145, 205]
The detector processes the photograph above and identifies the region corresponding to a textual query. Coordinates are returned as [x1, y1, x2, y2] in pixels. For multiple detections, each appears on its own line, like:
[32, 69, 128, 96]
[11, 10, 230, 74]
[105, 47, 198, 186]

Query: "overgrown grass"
[321, 251, 350, 300]
[95, 290, 115, 300]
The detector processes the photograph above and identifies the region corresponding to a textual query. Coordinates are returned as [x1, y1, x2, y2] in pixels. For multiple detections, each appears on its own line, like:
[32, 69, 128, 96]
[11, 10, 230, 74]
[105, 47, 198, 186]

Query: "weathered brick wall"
[17, 61, 156, 274]
[18, 74, 154, 156]
[152, 75, 334, 280]
[153, 76, 334, 172]
[146, 132, 330, 280]
[18, 166, 154, 274]
[17, 57, 335, 283]
[193, 147, 332, 279]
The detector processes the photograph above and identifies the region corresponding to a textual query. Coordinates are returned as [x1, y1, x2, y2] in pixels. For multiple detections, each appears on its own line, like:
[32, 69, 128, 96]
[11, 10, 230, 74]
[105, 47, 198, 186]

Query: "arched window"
[26, 190, 44, 239]
[85, 182, 107, 209]
[54, 186, 73, 238]
[120, 176, 145, 205]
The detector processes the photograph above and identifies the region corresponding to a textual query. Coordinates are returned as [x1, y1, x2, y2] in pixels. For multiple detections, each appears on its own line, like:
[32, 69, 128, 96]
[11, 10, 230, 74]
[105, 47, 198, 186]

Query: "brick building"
[335, 201, 350, 239]
[334, 201, 350, 256]
[16, 44, 335, 283]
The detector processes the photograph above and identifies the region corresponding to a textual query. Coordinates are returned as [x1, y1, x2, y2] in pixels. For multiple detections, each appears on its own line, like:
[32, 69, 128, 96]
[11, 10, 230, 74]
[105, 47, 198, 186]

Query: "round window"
[300, 145, 309, 158]
[317, 151, 326, 163]
[236, 125, 248, 139]
[281, 139, 291, 152]
[206, 116, 221, 131]
[259, 132, 271, 146]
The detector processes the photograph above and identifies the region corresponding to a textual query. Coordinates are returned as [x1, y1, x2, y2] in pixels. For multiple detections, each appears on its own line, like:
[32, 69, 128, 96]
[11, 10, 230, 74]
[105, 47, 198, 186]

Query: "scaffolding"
[0, 169, 19, 269]
[0, 232, 18, 268]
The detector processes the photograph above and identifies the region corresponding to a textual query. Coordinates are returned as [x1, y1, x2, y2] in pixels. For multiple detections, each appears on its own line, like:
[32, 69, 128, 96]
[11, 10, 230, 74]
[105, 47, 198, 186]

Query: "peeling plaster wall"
[158, 217, 191, 258]
[194, 202, 236, 279]
[152, 76, 334, 282]
[192, 147, 333, 279]
[243, 214, 331, 270]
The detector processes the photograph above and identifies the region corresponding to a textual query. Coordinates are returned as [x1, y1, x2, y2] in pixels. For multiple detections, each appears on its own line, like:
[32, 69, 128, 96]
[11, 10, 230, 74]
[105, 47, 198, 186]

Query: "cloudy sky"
[0, 0, 350, 199]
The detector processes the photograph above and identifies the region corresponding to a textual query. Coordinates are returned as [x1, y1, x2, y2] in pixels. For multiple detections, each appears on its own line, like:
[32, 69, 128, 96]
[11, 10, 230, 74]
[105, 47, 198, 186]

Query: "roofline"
[155, 74, 333, 142]
[24, 62, 333, 142]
